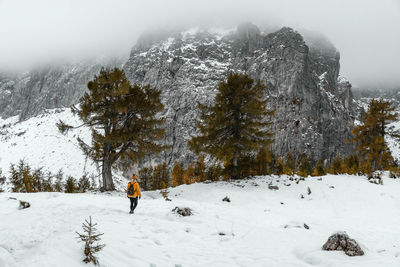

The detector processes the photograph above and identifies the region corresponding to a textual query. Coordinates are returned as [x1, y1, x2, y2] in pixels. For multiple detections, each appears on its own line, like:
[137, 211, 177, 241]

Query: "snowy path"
[0, 175, 400, 267]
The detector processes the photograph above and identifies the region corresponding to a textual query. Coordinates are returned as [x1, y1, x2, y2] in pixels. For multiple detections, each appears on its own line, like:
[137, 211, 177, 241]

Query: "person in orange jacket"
[126, 174, 142, 214]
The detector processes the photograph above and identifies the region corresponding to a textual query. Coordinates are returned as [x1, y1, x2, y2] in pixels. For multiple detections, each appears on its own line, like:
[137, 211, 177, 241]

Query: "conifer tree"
[78, 175, 91, 193]
[10, 160, 34, 192]
[255, 146, 268, 175]
[65, 176, 78, 193]
[352, 99, 398, 174]
[53, 169, 64, 192]
[57, 68, 165, 191]
[152, 162, 169, 190]
[236, 155, 256, 178]
[194, 156, 207, 182]
[327, 156, 344, 175]
[184, 163, 195, 184]
[0, 169, 5, 192]
[266, 148, 276, 175]
[139, 166, 154, 191]
[42, 171, 55, 192]
[76, 216, 105, 265]
[275, 157, 284, 176]
[206, 164, 222, 181]
[283, 152, 295, 176]
[171, 162, 185, 187]
[312, 159, 326, 176]
[297, 156, 312, 177]
[190, 73, 274, 179]
[343, 155, 359, 175]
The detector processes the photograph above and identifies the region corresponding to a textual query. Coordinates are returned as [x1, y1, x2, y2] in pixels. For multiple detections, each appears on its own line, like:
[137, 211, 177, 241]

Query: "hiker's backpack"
[127, 182, 135, 195]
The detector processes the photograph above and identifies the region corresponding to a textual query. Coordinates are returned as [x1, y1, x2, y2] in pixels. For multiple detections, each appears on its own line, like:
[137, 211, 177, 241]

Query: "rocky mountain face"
[0, 23, 359, 165]
[0, 58, 123, 120]
[124, 23, 358, 164]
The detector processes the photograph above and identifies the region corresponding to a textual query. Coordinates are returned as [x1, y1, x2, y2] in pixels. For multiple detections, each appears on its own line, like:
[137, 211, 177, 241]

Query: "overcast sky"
[0, 0, 399, 87]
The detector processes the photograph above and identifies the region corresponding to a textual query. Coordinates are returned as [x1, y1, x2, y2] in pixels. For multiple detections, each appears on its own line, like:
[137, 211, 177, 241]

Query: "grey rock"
[172, 206, 193, 216]
[222, 196, 231, 202]
[1, 23, 360, 167]
[124, 24, 358, 165]
[0, 58, 123, 120]
[268, 184, 279, 190]
[18, 200, 30, 210]
[322, 232, 364, 256]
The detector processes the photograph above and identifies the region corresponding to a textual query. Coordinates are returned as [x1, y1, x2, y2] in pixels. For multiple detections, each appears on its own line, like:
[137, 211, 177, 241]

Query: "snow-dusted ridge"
[0, 174, 399, 266]
[0, 108, 93, 179]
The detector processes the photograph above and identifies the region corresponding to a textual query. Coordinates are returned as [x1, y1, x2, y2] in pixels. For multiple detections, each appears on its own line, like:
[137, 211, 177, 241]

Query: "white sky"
[0, 0, 399, 87]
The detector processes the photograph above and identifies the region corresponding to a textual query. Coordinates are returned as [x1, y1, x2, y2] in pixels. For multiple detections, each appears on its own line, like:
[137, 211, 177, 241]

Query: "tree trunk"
[231, 151, 239, 180]
[102, 147, 115, 191]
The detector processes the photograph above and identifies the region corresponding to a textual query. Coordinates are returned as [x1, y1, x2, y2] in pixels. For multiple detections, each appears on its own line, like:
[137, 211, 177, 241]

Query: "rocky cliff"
[0, 23, 358, 164]
[0, 58, 123, 120]
[124, 23, 358, 164]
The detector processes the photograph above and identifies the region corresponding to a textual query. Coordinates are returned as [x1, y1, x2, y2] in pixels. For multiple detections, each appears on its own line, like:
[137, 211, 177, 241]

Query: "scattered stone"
[369, 178, 383, 185]
[322, 232, 364, 256]
[284, 183, 291, 187]
[172, 207, 193, 217]
[307, 187, 312, 195]
[18, 200, 30, 210]
[222, 196, 231, 202]
[8, 197, 17, 200]
[283, 221, 309, 229]
[268, 184, 279, 190]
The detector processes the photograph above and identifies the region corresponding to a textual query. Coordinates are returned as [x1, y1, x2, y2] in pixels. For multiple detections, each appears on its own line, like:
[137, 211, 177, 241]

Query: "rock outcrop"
[124, 23, 358, 164]
[322, 232, 364, 256]
[0, 58, 123, 120]
[0, 23, 359, 165]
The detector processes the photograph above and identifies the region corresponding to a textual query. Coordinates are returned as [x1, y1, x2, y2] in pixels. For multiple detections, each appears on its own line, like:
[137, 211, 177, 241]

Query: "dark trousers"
[129, 197, 138, 212]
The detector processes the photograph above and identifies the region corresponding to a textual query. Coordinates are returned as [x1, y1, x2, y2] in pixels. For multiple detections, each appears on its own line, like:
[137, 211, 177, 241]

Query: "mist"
[0, 0, 399, 87]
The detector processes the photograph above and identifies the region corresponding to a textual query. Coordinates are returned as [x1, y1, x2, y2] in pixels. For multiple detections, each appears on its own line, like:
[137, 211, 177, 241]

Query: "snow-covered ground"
[0, 108, 95, 179]
[1, 174, 399, 267]
[387, 120, 400, 161]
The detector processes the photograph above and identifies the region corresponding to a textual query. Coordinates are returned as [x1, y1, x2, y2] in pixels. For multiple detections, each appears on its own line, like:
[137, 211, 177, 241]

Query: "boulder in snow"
[322, 232, 364, 256]
[172, 207, 193, 216]
[18, 200, 30, 210]
[222, 196, 231, 202]
[268, 184, 279, 190]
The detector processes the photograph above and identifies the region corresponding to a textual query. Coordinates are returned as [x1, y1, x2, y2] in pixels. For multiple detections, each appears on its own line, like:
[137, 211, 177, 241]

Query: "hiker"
[126, 174, 142, 214]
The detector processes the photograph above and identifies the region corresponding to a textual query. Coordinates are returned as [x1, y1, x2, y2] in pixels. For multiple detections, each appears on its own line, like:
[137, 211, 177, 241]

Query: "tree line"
[2, 67, 396, 193]
[0, 160, 95, 193]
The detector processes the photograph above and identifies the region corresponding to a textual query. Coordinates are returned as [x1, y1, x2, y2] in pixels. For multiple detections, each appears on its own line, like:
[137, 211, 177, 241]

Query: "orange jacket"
[126, 180, 141, 198]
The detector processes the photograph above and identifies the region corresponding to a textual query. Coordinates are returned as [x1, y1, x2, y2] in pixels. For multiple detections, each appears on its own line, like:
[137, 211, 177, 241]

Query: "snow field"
[0, 174, 399, 267]
[0, 108, 95, 180]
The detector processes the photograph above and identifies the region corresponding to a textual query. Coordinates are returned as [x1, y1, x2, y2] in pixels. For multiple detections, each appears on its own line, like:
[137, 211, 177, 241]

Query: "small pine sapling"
[65, 176, 78, 193]
[76, 216, 105, 265]
[78, 175, 91, 193]
[0, 169, 5, 192]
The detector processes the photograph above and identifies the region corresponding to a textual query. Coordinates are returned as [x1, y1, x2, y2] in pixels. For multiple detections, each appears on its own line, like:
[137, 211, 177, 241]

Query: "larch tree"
[171, 162, 185, 187]
[58, 68, 165, 191]
[189, 72, 274, 179]
[352, 99, 398, 174]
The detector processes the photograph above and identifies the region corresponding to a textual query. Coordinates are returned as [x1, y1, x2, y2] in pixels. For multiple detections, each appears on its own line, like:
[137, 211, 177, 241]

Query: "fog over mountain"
[0, 0, 399, 87]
